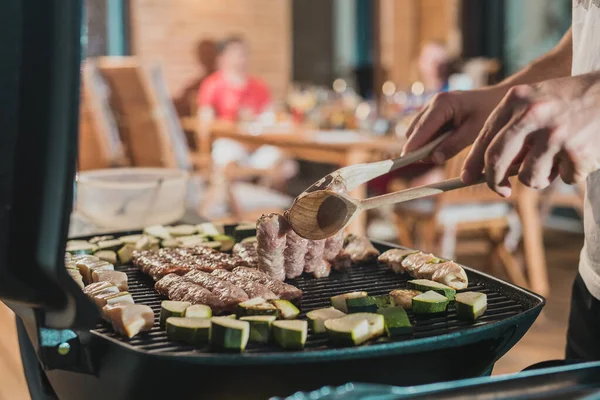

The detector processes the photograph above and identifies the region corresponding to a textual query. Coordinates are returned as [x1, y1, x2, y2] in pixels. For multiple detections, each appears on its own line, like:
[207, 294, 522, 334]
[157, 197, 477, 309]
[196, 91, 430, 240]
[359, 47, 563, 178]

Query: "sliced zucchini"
[94, 250, 118, 265]
[144, 225, 171, 240]
[213, 235, 234, 252]
[66, 241, 97, 255]
[346, 296, 378, 313]
[184, 304, 212, 319]
[166, 317, 211, 345]
[373, 295, 391, 309]
[168, 224, 197, 237]
[135, 236, 153, 251]
[325, 313, 384, 346]
[119, 234, 144, 245]
[389, 289, 422, 309]
[197, 222, 220, 237]
[160, 300, 191, 329]
[377, 307, 412, 336]
[210, 317, 250, 352]
[412, 291, 449, 314]
[407, 279, 456, 300]
[161, 238, 182, 248]
[96, 239, 123, 252]
[199, 241, 222, 250]
[239, 315, 276, 343]
[237, 297, 279, 318]
[178, 236, 207, 248]
[330, 291, 368, 313]
[306, 307, 346, 333]
[272, 320, 308, 350]
[240, 236, 257, 244]
[234, 224, 257, 243]
[223, 314, 237, 319]
[455, 292, 487, 321]
[270, 299, 300, 320]
[64, 252, 72, 261]
[89, 235, 114, 244]
[117, 244, 135, 264]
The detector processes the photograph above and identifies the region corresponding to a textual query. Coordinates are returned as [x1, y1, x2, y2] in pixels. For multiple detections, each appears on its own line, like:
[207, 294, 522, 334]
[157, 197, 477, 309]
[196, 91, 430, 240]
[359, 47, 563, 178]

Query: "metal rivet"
[57, 342, 70, 355]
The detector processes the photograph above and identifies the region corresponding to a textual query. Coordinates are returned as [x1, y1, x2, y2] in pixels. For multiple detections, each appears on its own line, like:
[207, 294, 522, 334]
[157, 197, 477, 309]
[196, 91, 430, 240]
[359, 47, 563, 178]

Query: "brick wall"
[129, 0, 292, 103]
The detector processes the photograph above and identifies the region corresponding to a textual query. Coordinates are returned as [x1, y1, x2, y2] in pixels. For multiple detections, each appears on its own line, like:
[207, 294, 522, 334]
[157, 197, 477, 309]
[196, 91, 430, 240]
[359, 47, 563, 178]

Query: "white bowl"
[76, 168, 189, 230]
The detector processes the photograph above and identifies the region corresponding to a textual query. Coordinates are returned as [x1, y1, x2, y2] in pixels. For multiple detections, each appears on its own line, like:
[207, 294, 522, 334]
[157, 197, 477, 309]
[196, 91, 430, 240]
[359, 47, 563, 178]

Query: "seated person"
[197, 36, 297, 190]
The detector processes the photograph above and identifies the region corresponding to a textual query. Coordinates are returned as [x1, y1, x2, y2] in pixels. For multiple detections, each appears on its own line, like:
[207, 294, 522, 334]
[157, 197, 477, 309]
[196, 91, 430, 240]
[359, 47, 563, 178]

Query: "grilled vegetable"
[330, 291, 368, 313]
[272, 320, 308, 350]
[213, 235, 234, 252]
[407, 279, 456, 300]
[237, 297, 279, 318]
[92, 270, 128, 291]
[66, 241, 97, 255]
[166, 317, 211, 345]
[373, 295, 391, 309]
[346, 296, 378, 313]
[240, 236, 257, 244]
[184, 304, 212, 319]
[325, 313, 385, 346]
[168, 224, 197, 237]
[306, 307, 346, 333]
[144, 225, 171, 240]
[199, 241, 222, 250]
[117, 244, 136, 264]
[412, 291, 449, 314]
[177, 235, 206, 248]
[389, 289, 422, 309]
[135, 236, 154, 251]
[161, 238, 181, 248]
[240, 315, 276, 343]
[94, 250, 118, 265]
[96, 239, 123, 252]
[119, 234, 144, 244]
[270, 299, 300, 320]
[210, 317, 250, 352]
[160, 300, 191, 329]
[234, 224, 256, 243]
[89, 235, 114, 244]
[455, 292, 487, 321]
[223, 314, 237, 319]
[377, 307, 412, 336]
[197, 222, 221, 237]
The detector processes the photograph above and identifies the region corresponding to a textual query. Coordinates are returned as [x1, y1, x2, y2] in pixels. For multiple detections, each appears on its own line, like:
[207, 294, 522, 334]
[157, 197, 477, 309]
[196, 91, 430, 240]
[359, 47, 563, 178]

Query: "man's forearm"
[496, 29, 572, 89]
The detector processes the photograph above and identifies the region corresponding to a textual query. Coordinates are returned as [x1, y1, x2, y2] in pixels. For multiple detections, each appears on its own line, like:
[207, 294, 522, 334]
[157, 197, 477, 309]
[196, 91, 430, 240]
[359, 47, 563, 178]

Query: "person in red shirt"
[197, 36, 297, 191]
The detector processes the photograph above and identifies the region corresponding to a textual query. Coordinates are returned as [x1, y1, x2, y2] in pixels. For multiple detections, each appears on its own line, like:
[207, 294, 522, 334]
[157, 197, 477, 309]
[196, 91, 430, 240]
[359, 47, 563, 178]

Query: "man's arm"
[402, 29, 573, 160]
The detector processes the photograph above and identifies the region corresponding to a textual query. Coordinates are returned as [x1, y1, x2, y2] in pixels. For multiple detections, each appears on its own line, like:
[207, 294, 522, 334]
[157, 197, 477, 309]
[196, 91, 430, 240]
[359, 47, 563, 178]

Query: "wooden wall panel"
[129, 0, 291, 102]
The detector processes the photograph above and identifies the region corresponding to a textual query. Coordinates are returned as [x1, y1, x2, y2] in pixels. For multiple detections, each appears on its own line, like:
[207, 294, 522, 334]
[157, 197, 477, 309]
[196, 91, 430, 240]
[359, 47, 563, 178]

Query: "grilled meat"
[211, 269, 278, 300]
[312, 259, 331, 278]
[324, 231, 344, 262]
[401, 253, 440, 275]
[103, 303, 154, 338]
[283, 230, 308, 279]
[431, 261, 468, 290]
[92, 270, 128, 291]
[232, 267, 303, 301]
[340, 234, 380, 264]
[378, 249, 418, 273]
[232, 242, 258, 267]
[304, 239, 326, 273]
[256, 213, 290, 281]
[183, 270, 249, 310]
[155, 273, 227, 313]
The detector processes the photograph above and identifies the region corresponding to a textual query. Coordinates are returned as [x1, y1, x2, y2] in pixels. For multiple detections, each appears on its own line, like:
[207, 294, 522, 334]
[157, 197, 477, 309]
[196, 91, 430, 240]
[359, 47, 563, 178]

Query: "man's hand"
[462, 73, 600, 197]
[402, 86, 508, 162]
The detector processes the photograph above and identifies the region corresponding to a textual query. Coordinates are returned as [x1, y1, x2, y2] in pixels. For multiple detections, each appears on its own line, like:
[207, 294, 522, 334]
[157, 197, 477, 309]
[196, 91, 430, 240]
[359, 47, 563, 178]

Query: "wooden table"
[182, 118, 404, 235]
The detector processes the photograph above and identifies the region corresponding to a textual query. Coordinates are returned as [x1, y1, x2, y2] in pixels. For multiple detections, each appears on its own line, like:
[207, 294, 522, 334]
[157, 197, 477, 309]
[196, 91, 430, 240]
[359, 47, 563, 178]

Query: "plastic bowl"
[76, 168, 189, 230]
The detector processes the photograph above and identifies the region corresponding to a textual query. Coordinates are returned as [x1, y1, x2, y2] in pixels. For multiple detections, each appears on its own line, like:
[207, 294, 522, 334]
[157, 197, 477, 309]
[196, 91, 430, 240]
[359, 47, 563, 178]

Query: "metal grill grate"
[92, 261, 525, 355]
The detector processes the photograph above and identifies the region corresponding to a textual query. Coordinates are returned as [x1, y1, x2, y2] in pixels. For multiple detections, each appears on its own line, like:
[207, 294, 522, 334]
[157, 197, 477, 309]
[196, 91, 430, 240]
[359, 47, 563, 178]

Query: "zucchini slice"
[373, 295, 391, 309]
[412, 291, 449, 314]
[196, 222, 221, 237]
[96, 239, 124, 252]
[346, 296, 378, 313]
[144, 225, 172, 240]
[270, 299, 300, 320]
[234, 224, 257, 243]
[237, 297, 279, 318]
[240, 236, 257, 244]
[330, 291, 368, 313]
[117, 244, 135, 264]
[94, 250, 118, 265]
[166, 317, 211, 345]
[213, 235, 234, 252]
[89, 235, 114, 244]
[168, 224, 197, 237]
[184, 304, 212, 319]
[210, 317, 250, 352]
[455, 292, 487, 321]
[119, 234, 144, 245]
[160, 300, 191, 329]
[161, 238, 182, 248]
[389, 289, 422, 309]
[239, 315, 276, 343]
[407, 279, 456, 300]
[272, 320, 308, 350]
[199, 241, 222, 250]
[377, 307, 412, 336]
[325, 313, 384, 346]
[66, 241, 97, 255]
[306, 307, 346, 333]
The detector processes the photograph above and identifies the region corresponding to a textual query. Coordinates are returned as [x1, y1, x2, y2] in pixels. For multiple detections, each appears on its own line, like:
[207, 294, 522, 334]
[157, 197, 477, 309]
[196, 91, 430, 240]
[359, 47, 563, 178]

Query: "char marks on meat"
[211, 269, 278, 300]
[155, 273, 227, 313]
[283, 230, 308, 279]
[183, 270, 249, 310]
[304, 239, 326, 273]
[232, 267, 302, 301]
[232, 242, 258, 267]
[339, 234, 380, 264]
[256, 213, 290, 281]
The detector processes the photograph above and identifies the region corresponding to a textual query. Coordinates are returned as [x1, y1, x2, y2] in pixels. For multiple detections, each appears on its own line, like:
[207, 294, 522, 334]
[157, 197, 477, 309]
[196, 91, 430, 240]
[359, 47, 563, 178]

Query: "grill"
[45, 236, 544, 400]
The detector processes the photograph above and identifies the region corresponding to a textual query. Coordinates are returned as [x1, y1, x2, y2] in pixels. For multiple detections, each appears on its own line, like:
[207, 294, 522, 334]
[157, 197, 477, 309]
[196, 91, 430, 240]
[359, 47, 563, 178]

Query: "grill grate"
[92, 261, 525, 355]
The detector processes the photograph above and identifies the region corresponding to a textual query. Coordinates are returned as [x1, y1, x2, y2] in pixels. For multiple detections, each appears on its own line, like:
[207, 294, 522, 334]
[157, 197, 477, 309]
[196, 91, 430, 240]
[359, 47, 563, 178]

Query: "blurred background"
[1, 0, 582, 399]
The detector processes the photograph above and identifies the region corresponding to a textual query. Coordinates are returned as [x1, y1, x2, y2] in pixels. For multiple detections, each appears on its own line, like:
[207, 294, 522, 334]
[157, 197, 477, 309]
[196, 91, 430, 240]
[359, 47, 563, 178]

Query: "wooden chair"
[392, 148, 540, 294]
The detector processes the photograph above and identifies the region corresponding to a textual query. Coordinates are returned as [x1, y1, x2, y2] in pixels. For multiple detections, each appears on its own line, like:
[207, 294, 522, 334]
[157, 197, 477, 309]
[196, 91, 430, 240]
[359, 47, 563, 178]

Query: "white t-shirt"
[573, 0, 600, 300]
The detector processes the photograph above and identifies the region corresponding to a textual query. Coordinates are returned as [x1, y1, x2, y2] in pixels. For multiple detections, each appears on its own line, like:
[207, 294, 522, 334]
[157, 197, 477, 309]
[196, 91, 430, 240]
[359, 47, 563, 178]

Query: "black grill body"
[22, 239, 544, 400]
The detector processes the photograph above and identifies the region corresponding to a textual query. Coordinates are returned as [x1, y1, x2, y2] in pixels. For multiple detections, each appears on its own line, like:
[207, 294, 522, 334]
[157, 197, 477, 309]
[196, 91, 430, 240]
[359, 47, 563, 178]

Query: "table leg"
[345, 150, 370, 236]
[516, 186, 550, 297]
